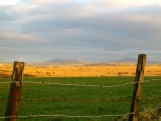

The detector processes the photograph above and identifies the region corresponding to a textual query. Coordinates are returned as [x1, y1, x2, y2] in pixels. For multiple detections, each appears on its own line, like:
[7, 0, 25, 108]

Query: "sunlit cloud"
[0, 0, 161, 62]
[0, 0, 18, 5]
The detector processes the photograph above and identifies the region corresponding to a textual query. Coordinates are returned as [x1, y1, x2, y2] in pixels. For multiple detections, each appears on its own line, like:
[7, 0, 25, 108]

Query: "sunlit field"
[0, 64, 161, 78]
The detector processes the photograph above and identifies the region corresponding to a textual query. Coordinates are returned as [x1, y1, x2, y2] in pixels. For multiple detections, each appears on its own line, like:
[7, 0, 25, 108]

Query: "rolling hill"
[44, 59, 92, 66]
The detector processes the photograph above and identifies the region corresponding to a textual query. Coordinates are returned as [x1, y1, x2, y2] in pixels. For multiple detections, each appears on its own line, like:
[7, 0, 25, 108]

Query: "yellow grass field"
[0, 63, 161, 78]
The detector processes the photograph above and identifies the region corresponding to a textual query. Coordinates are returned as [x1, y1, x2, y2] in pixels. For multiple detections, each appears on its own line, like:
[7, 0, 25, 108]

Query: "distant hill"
[85, 57, 138, 66]
[85, 57, 161, 66]
[44, 59, 92, 66]
[1, 57, 160, 67]
[45, 59, 79, 63]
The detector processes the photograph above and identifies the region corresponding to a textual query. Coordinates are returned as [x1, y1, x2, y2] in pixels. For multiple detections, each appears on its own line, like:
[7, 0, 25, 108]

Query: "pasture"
[0, 64, 161, 78]
[0, 76, 161, 120]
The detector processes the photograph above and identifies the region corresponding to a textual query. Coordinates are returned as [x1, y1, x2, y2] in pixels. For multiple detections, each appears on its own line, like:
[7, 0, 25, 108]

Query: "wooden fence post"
[5, 61, 25, 121]
[129, 54, 147, 121]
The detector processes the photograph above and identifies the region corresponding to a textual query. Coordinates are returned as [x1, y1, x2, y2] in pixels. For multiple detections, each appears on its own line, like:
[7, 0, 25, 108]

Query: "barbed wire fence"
[0, 78, 161, 120]
[0, 54, 161, 121]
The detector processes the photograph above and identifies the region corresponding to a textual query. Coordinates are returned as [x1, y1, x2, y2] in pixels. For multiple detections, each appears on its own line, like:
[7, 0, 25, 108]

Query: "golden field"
[0, 63, 161, 78]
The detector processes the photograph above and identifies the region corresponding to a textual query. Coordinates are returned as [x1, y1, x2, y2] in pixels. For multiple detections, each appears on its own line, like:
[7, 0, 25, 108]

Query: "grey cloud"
[0, 1, 161, 62]
[0, 10, 15, 21]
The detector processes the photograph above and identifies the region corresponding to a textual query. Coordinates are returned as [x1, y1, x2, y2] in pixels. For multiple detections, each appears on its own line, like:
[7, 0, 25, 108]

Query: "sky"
[0, 0, 161, 62]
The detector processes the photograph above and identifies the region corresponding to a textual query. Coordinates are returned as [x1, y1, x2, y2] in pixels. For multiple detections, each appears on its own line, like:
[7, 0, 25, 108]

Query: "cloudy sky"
[0, 0, 161, 62]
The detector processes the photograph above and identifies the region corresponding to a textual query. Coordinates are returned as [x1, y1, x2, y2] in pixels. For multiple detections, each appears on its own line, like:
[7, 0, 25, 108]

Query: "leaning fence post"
[129, 54, 147, 121]
[5, 61, 25, 121]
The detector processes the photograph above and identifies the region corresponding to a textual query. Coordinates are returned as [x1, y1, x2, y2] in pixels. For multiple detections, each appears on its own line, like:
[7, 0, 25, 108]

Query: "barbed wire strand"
[0, 112, 135, 119]
[0, 79, 160, 103]
[23, 81, 140, 88]
[1, 106, 161, 119]
[0, 80, 155, 88]
[0, 78, 161, 88]
[0, 81, 137, 87]
[144, 78, 161, 82]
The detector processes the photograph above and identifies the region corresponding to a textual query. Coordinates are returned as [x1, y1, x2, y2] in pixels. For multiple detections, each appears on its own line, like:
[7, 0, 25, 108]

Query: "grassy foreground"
[0, 76, 161, 121]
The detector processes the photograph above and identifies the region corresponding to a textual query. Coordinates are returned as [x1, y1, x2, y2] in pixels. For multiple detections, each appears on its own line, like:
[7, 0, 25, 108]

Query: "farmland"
[0, 63, 161, 120]
[0, 63, 161, 78]
[0, 76, 161, 120]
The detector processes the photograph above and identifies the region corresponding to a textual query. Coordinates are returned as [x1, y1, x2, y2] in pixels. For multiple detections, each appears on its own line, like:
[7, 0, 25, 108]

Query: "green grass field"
[0, 76, 161, 121]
